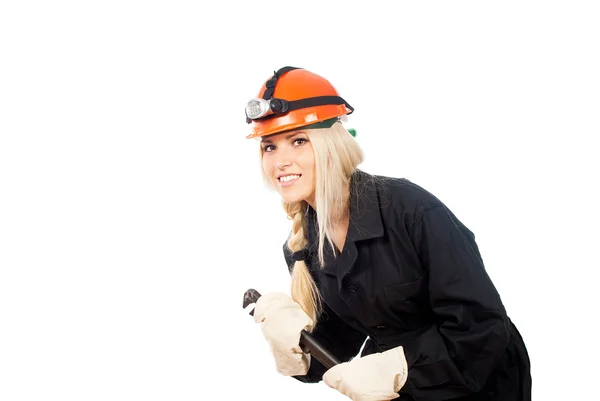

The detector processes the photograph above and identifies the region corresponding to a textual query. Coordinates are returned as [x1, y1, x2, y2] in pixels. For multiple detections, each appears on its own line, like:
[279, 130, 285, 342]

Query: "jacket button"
[348, 285, 358, 293]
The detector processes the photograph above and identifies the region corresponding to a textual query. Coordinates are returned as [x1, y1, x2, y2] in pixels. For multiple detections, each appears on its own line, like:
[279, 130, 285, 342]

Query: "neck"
[306, 186, 351, 220]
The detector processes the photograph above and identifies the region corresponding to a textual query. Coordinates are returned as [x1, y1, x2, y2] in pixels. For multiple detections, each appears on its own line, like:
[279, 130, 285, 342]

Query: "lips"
[279, 174, 301, 183]
[278, 174, 301, 187]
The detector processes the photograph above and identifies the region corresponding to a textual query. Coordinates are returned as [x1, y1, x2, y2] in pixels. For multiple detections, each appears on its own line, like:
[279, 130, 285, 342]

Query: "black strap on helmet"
[262, 66, 300, 100]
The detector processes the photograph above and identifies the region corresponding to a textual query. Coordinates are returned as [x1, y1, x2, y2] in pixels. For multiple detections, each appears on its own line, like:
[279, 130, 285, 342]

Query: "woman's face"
[261, 129, 316, 206]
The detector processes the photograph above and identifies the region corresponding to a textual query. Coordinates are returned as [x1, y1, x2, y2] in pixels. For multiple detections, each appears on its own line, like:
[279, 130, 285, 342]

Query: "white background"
[1, 1, 598, 400]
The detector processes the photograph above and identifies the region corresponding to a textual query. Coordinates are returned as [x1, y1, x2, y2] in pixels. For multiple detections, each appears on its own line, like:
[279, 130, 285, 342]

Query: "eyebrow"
[262, 132, 306, 144]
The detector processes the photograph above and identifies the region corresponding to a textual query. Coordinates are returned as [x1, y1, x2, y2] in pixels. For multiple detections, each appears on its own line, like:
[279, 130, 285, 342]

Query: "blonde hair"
[259, 121, 364, 327]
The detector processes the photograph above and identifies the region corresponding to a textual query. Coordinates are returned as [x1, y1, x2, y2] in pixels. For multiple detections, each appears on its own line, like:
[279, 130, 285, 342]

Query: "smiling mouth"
[278, 174, 301, 183]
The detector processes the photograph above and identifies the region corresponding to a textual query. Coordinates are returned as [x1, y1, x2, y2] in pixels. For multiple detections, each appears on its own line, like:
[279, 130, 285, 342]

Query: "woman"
[246, 67, 531, 401]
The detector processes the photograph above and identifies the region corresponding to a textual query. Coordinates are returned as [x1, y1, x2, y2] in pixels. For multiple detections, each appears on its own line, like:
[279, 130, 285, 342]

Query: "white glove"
[253, 292, 313, 376]
[323, 346, 408, 401]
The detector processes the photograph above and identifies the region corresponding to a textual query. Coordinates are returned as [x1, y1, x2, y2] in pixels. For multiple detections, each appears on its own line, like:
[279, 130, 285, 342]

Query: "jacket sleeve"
[282, 243, 368, 384]
[402, 204, 511, 400]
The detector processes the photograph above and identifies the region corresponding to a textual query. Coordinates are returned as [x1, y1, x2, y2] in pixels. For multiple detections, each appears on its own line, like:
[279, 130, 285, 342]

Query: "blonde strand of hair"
[285, 202, 321, 329]
[307, 123, 363, 268]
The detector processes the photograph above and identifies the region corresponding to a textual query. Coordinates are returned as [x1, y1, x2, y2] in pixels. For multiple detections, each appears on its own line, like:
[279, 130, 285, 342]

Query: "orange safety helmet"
[245, 66, 354, 139]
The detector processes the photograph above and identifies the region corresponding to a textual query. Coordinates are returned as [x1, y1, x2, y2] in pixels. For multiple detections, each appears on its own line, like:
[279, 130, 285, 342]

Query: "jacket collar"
[305, 169, 383, 276]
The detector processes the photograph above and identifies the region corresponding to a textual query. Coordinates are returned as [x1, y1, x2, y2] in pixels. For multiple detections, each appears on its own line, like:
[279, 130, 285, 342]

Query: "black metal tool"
[243, 288, 341, 370]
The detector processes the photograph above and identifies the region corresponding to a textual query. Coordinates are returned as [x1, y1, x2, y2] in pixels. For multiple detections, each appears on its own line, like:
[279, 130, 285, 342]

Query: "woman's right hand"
[253, 292, 313, 376]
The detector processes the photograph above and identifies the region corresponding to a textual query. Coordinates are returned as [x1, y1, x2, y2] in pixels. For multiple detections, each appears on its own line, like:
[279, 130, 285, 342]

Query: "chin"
[279, 190, 309, 205]
[281, 195, 304, 204]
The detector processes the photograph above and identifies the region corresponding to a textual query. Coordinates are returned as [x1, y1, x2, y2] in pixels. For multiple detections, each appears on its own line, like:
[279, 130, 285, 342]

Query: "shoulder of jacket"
[372, 174, 443, 212]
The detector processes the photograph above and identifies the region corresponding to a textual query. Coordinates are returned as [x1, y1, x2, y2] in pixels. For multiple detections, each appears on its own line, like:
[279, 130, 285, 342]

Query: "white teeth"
[279, 174, 300, 182]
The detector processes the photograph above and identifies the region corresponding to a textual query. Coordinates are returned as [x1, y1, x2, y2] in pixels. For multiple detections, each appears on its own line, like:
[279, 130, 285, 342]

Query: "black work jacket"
[283, 170, 531, 401]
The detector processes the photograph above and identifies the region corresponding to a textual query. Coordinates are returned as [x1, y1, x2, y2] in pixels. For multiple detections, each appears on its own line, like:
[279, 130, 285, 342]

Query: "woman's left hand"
[322, 346, 408, 401]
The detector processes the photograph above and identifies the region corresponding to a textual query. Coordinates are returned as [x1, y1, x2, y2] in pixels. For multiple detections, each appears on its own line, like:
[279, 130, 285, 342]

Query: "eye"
[262, 144, 275, 152]
[293, 138, 307, 146]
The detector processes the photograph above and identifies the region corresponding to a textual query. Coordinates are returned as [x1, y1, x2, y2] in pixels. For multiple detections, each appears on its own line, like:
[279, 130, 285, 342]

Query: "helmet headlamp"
[245, 97, 289, 121]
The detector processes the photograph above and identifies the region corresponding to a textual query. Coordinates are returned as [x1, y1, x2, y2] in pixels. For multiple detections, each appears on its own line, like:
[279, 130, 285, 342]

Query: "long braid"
[285, 201, 321, 329]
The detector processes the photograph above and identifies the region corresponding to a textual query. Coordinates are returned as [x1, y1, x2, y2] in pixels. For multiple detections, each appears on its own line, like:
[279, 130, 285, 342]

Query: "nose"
[274, 147, 293, 169]
[275, 159, 291, 169]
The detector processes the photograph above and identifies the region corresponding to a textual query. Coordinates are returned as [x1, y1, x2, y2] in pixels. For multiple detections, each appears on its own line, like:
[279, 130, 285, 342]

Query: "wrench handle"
[299, 330, 341, 370]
